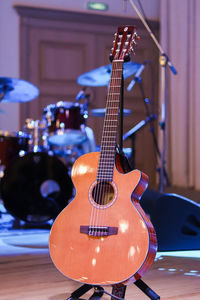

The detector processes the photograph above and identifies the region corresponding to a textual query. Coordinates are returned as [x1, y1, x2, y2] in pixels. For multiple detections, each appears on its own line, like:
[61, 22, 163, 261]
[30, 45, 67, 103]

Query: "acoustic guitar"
[49, 25, 157, 286]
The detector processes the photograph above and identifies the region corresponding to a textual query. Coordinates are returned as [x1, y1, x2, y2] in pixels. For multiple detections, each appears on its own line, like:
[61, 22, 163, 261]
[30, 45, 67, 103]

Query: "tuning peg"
[129, 47, 135, 54]
[133, 32, 140, 41]
[131, 40, 136, 47]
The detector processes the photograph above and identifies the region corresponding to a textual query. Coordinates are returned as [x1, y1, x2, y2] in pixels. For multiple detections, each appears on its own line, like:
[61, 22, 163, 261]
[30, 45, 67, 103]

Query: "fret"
[98, 160, 115, 165]
[97, 169, 115, 173]
[110, 78, 122, 82]
[101, 134, 117, 137]
[97, 177, 114, 180]
[104, 110, 119, 113]
[98, 153, 116, 157]
[98, 157, 116, 162]
[104, 108, 119, 111]
[110, 85, 121, 87]
[100, 138, 117, 142]
[97, 176, 114, 179]
[98, 156, 116, 159]
[102, 118, 118, 122]
[97, 170, 114, 172]
[97, 174, 113, 176]
[102, 137, 116, 141]
[109, 87, 121, 91]
[101, 130, 116, 134]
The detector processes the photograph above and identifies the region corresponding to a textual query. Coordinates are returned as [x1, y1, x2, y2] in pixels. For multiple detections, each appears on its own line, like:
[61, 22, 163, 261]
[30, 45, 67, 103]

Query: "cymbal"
[77, 61, 141, 87]
[0, 77, 39, 103]
[90, 108, 132, 117]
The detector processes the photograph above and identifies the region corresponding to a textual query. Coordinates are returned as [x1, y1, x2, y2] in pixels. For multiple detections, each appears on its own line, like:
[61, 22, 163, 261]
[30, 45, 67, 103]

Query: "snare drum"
[0, 152, 73, 223]
[0, 130, 29, 168]
[49, 126, 97, 167]
[43, 101, 88, 146]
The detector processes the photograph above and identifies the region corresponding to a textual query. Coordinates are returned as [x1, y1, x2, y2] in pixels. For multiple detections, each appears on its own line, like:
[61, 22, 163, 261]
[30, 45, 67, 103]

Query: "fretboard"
[97, 60, 123, 182]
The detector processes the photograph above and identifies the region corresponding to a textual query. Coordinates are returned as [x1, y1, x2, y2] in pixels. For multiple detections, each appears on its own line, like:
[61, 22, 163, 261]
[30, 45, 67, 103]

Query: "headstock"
[110, 25, 139, 62]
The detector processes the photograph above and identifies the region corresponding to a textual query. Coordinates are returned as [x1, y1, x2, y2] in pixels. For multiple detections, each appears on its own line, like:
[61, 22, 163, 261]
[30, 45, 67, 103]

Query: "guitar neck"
[97, 60, 124, 182]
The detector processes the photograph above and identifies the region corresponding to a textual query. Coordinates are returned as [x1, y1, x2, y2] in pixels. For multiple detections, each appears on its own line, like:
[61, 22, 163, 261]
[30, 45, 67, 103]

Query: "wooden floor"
[0, 228, 200, 300]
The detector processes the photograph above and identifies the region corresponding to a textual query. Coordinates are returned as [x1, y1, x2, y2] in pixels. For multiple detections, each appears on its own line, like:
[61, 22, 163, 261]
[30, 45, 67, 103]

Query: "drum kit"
[0, 62, 141, 225]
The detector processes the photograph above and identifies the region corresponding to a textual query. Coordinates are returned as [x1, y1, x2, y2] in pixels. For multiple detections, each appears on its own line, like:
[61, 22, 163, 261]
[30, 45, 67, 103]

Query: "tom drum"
[43, 101, 88, 146]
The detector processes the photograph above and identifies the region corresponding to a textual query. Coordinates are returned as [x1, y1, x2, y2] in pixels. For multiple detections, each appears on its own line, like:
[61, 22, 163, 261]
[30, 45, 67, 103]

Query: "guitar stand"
[66, 279, 160, 300]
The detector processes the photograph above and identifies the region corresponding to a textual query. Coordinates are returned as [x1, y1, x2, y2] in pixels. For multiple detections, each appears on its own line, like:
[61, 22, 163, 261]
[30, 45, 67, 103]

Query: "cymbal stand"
[136, 75, 170, 187]
[122, 114, 157, 169]
[128, 0, 177, 192]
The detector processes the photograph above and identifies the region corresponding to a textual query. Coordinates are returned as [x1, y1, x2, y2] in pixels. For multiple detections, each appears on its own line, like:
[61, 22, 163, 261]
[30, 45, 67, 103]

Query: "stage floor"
[0, 221, 200, 300]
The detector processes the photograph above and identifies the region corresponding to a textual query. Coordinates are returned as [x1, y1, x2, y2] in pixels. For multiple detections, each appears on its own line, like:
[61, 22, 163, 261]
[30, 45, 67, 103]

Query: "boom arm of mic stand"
[128, 0, 177, 75]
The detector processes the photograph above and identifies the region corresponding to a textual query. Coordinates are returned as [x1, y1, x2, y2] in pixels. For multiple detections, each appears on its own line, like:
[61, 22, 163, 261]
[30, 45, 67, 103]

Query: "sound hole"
[92, 182, 114, 206]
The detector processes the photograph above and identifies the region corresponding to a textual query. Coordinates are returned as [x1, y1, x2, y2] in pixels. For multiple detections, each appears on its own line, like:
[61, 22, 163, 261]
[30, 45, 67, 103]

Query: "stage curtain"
[160, 0, 200, 189]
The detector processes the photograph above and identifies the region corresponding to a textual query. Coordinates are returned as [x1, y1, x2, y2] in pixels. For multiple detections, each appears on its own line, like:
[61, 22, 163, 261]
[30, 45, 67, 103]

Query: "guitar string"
[92, 63, 116, 233]
[104, 61, 122, 231]
[89, 68, 113, 234]
[93, 66, 114, 234]
[98, 61, 122, 234]
[89, 61, 122, 236]
[100, 61, 122, 234]
[103, 68, 115, 231]
[98, 62, 119, 233]
[90, 63, 115, 234]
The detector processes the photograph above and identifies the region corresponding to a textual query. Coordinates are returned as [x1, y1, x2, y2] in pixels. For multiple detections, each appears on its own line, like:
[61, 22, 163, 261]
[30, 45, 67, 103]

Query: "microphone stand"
[137, 75, 170, 187]
[128, 0, 177, 193]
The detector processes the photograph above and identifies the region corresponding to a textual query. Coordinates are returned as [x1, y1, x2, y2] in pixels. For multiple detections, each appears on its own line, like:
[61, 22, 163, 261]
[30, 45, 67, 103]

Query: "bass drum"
[0, 152, 73, 223]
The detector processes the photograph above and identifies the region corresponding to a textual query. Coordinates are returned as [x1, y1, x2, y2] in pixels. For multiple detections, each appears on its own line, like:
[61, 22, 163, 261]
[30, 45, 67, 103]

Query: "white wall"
[0, 0, 159, 132]
[0, 0, 20, 131]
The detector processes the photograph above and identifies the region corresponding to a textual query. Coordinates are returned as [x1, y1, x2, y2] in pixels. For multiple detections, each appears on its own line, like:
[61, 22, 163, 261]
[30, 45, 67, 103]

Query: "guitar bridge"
[80, 225, 118, 237]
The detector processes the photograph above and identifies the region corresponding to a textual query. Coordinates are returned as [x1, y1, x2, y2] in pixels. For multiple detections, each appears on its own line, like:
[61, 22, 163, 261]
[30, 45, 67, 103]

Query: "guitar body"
[49, 152, 157, 285]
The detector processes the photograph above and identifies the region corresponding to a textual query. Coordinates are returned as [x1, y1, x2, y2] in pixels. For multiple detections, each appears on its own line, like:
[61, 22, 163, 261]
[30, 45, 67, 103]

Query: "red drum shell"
[43, 102, 87, 146]
[0, 131, 29, 167]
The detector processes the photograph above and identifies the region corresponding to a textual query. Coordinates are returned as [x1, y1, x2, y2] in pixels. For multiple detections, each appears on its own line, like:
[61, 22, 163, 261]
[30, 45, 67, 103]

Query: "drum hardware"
[0, 77, 39, 102]
[122, 115, 157, 169]
[24, 118, 48, 152]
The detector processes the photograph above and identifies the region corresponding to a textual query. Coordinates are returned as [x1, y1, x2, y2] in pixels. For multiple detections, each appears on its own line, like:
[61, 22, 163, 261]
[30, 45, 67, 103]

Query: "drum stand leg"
[66, 279, 160, 300]
[67, 284, 104, 300]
